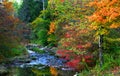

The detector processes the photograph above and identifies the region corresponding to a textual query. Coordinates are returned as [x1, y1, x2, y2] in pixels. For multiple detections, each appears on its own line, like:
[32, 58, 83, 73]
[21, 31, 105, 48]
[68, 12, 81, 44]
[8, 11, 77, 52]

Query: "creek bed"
[0, 44, 77, 76]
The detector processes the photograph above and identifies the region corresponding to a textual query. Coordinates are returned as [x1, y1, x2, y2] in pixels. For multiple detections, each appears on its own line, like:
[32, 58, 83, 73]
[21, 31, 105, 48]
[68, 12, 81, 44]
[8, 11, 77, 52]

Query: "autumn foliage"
[0, 1, 24, 59]
[60, 0, 64, 2]
[0, 1, 19, 39]
[50, 67, 58, 76]
[56, 24, 95, 70]
[88, 0, 120, 30]
[46, 0, 96, 70]
[48, 22, 56, 34]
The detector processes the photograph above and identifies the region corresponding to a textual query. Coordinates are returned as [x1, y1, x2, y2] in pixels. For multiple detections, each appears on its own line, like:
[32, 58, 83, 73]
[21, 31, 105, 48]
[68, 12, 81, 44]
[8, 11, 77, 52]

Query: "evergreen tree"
[18, 0, 48, 23]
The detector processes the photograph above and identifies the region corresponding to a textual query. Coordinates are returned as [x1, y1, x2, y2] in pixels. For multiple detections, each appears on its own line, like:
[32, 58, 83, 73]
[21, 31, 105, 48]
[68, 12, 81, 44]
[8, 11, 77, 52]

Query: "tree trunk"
[42, 0, 45, 19]
[99, 35, 104, 67]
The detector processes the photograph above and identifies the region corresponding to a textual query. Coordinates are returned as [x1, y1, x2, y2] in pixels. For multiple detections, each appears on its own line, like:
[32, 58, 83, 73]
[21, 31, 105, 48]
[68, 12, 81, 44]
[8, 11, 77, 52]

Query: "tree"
[18, 0, 48, 23]
[12, 1, 21, 16]
[48, 0, 95, 70]
[88, 0, 120, 67]
[0, 1, 26, 60]
[31, 0, 58, 46]
[31, 7, 52, 46]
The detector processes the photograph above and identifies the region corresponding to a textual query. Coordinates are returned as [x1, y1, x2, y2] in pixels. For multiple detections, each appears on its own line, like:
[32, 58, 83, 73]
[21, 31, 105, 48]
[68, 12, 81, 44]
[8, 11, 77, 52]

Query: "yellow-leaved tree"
[88, 0, 120, 67]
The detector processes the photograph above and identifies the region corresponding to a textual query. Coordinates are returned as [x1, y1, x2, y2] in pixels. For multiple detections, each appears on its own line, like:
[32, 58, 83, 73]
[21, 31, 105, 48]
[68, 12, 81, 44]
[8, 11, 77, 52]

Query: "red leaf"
[77, 44, 83, 49]
[65, 33, 71, 38]
[66, 59, 80, 68]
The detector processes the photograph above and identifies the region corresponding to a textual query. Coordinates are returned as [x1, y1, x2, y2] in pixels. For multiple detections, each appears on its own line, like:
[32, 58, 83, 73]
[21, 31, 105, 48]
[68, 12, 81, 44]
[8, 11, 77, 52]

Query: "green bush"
[0, 34, 27, 59]
[47, 34, 58, 47]
[31, 17, 50, 46]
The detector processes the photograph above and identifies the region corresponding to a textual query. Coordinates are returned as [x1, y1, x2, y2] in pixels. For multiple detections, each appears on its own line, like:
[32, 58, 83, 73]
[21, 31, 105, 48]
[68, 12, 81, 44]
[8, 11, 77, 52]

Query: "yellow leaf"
[50, 67, 58, 76]
[48, 22, 56, 34]
[110, 23, 119, 28]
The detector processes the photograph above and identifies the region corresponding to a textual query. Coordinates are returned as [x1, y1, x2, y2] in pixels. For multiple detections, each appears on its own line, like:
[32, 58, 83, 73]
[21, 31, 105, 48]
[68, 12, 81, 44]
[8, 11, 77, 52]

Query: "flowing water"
[0, 44, 76, 76]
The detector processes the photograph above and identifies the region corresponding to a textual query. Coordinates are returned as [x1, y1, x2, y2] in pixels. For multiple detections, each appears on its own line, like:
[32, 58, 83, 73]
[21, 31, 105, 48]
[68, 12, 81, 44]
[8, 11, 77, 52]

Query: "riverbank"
[0, 44, 77, 76]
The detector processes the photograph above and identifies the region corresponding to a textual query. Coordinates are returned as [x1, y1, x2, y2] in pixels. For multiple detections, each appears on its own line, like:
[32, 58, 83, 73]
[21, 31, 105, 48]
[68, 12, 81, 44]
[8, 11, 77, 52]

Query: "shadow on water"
[0, 66, 76, 76]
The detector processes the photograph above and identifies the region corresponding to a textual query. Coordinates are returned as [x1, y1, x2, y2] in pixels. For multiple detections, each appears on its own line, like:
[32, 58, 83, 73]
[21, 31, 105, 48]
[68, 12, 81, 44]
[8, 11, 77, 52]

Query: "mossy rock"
[31, 47, 46, 54]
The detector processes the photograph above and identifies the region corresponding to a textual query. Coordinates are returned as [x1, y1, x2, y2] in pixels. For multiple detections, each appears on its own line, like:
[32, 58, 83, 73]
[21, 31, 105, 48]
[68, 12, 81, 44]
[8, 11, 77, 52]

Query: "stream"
[0, 44, 77, 76]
